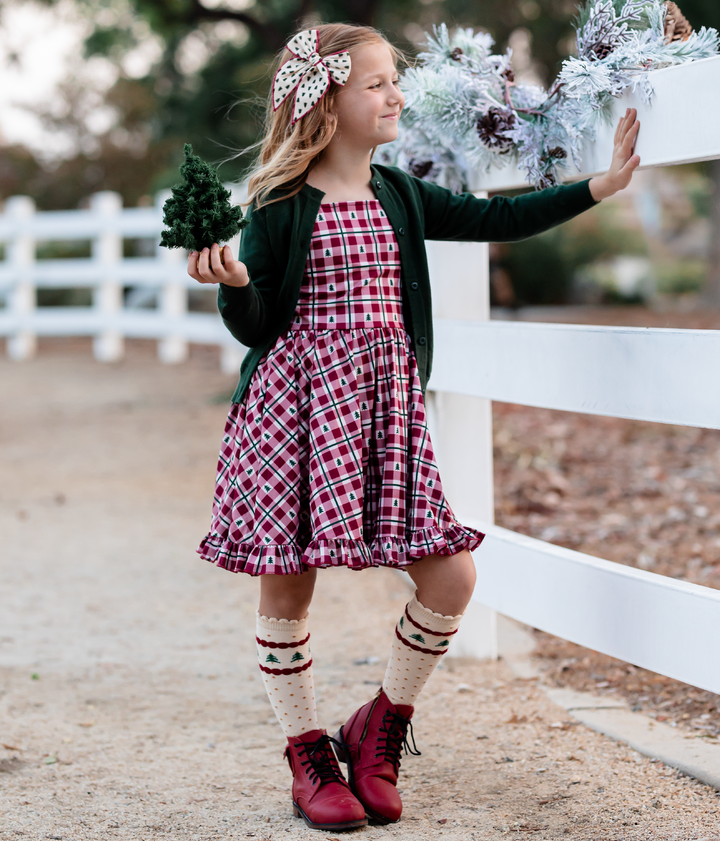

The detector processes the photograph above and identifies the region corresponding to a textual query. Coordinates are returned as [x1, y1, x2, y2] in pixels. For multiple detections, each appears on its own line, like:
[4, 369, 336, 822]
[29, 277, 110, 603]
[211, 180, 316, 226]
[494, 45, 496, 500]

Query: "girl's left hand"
[589, 107, 641, 201]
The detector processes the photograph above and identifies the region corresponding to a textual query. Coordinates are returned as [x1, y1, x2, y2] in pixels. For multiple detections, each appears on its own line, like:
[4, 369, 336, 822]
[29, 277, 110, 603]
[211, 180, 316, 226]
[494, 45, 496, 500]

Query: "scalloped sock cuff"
[382, 592, 465, 706]
[256, 611, 318, 738]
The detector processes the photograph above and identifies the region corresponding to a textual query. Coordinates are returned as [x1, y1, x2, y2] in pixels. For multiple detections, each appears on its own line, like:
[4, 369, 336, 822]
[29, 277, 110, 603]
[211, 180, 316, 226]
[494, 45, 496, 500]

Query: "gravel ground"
[2, 337, 720, 840]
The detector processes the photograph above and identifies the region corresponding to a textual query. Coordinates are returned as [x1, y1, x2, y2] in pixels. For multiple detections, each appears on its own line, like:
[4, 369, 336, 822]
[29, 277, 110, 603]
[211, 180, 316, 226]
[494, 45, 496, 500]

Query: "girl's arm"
[187, 203, 279, 348]
[418, 109, 641, 243]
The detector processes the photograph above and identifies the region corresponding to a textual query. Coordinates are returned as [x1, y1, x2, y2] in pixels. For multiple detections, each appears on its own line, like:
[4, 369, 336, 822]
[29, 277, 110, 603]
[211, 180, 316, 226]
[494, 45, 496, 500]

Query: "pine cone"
[408, 160, 434, 179]
[543, 147, 568, 161]
[664, 1, 693, 44]
[450, 47, 463, 62]
[593, 43, 615, 60]
[476, 107, 516, 153]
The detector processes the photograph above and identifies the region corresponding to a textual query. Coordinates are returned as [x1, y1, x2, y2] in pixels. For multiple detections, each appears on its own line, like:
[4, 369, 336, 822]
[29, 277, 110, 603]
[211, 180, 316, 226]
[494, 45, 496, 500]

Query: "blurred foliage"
[673, 0, 720, 31]
[655, 259, 707, 295]
[499, 195, 648, 305]
[36, 287, 93, 306]
[35, 240, 92, 260]
[687, 162, 713, 218]
[1, 0, 581, 207]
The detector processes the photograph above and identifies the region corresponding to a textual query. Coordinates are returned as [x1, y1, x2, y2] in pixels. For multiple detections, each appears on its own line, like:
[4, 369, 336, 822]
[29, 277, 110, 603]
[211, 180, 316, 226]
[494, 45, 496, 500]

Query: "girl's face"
[331, 41, 404, 150]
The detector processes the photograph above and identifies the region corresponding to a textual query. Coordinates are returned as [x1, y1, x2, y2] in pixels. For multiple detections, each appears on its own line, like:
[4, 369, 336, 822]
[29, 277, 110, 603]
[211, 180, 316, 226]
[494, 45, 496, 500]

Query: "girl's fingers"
[622, 120, 640, 153]
[187, 251, 203, 283]
[196, 247, 217, 283]
[614, 108, 629, 145]
[209, 243, 228, 280]
[617, 108, 637, 146]
[618, 155, 641, 180]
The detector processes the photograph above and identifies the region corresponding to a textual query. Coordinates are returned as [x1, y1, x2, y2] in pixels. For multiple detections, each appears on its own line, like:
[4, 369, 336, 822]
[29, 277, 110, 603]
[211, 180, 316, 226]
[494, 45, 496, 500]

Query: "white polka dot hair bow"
[272, 29, 352, 125]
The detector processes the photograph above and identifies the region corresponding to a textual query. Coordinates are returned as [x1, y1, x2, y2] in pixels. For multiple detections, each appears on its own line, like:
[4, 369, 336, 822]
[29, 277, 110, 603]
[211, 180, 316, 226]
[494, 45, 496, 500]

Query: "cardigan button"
[417, 336, 426, 345]
[411, 282, 419, 290]
[398, 227, 405, 235]
[375, 181, 382, 189]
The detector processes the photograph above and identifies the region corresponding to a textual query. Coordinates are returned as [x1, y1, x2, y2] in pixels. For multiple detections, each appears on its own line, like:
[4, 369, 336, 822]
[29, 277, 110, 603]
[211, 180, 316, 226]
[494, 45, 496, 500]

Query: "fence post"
[156, 191, 189, 364]
[425, 189, 498, 660]
[6, 196, 37, 361]
[90, 191, 124, 362]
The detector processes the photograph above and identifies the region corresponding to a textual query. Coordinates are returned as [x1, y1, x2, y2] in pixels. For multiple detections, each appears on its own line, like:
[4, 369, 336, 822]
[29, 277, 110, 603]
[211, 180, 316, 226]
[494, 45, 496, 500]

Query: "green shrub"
[655, 260, 706, 295]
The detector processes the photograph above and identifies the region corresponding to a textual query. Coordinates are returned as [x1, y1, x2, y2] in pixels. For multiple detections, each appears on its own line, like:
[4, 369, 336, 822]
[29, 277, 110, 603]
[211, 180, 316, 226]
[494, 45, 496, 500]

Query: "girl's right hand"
[187, 243, 249, 287]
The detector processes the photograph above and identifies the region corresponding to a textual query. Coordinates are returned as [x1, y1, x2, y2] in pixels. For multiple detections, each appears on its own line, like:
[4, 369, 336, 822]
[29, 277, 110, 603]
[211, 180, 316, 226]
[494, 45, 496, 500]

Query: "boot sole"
[333, 727, 399, 826]
[292, 801, 367, 831]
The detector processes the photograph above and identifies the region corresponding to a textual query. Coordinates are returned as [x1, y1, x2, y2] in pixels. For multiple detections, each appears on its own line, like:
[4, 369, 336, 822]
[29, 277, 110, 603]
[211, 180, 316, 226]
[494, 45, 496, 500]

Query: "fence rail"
[429, 320, 720, 430]
[0, 188, 247, 371]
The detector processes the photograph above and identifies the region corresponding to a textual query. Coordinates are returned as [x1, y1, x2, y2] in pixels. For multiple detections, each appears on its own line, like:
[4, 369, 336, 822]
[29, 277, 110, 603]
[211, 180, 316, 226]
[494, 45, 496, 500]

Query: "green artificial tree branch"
[160, 143, 248, 253]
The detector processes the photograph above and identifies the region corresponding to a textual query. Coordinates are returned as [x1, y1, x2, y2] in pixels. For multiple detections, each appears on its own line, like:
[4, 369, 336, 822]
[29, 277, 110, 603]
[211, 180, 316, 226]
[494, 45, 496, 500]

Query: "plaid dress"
[197, 199, 485, 575]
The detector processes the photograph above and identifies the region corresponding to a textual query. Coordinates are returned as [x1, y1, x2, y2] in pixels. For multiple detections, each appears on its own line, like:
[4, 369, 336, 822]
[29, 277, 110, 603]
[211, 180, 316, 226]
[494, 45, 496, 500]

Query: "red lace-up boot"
[284, 728, 367, 831]
[333, 689, 420, 824]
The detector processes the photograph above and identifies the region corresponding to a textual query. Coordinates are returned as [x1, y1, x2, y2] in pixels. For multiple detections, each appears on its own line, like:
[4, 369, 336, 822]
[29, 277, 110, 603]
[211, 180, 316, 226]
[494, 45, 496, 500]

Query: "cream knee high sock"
[256, 612, 319, 738]
[382, 592, 464, 707]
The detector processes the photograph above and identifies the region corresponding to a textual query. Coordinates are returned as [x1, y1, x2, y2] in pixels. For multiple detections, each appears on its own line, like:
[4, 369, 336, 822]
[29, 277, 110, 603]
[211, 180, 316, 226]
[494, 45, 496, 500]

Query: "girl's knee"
[259, 569, 316, 620]
[452, 550, 477, 608]
[410, 550, 476, 615]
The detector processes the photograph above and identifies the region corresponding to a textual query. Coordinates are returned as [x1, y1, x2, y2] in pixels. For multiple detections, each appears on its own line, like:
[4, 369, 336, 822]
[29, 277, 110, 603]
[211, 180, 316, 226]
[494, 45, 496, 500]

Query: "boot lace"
[374, 710, 421, 772]
[297, 734, 347, 787]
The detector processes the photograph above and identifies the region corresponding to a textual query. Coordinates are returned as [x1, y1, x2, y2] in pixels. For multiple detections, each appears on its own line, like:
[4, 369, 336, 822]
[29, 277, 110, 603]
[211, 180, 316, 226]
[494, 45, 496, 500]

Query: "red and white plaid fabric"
[197, 199, 485, 575]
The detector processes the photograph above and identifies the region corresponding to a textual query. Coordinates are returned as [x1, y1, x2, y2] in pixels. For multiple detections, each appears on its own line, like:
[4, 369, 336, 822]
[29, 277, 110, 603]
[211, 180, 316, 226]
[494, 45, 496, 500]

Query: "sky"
[0, 2, 93, 156]
[0, 0, 160, 162]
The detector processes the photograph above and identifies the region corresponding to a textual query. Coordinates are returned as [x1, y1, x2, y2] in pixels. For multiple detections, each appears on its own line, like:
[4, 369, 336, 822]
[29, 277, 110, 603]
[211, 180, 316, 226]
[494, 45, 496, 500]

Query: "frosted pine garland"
[377, 1, 719, 191]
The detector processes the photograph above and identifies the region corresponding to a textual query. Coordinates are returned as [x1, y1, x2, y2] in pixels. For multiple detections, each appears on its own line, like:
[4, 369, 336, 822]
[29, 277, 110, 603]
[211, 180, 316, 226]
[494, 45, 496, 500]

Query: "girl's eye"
[372, 80, 400, 88]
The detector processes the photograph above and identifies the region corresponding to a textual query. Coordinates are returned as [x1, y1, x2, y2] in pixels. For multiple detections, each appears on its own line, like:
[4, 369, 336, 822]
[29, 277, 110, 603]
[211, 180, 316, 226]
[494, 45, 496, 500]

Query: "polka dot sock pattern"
[256, 612, 318, 738]
[382, 592, 465, 707]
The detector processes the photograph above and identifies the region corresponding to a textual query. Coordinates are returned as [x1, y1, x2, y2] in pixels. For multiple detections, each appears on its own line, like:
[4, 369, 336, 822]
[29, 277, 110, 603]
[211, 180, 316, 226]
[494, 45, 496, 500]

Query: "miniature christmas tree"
[159, 143, 248, 253]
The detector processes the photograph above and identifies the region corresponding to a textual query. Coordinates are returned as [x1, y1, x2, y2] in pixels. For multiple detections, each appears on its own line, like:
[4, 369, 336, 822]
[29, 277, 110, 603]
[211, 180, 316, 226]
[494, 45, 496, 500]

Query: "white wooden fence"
[2, 56, 720, 695]
[0, 186, 247, 374]
[427, 55, 720, 694]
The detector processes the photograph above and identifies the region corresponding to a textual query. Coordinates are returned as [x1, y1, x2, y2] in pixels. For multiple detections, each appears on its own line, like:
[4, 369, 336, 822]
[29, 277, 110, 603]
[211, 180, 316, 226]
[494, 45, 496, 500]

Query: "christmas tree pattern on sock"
[256, 612, 318, 738]
[382, 592, 464, 707]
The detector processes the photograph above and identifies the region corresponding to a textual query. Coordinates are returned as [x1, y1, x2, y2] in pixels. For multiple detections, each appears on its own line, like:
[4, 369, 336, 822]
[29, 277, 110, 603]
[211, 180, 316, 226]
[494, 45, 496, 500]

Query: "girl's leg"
[381, 549, 476, 707]
[333, 550, 477, 825]
[256, 568, 319, 737]
[258, 568, 367, 830]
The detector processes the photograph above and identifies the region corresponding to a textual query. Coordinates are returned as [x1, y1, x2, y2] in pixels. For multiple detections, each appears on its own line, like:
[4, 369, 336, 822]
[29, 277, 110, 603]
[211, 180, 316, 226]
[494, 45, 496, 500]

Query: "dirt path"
[1, 340, 719, 840]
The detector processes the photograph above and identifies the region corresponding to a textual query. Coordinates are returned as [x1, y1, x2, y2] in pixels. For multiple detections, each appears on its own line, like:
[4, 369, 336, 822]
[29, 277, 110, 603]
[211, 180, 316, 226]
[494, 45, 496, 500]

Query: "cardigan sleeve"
[416, 176, 600, 243]
[217, 201, 280, 348]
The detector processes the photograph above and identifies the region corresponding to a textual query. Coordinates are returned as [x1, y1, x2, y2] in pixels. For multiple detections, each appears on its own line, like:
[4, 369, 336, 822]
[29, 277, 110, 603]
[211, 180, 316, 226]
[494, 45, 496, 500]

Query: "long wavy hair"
[238, 23, 409, 209]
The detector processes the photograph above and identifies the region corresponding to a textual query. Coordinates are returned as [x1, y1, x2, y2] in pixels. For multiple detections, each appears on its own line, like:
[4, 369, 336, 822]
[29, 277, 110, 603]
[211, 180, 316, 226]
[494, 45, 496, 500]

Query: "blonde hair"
[239, 23, 409, 209]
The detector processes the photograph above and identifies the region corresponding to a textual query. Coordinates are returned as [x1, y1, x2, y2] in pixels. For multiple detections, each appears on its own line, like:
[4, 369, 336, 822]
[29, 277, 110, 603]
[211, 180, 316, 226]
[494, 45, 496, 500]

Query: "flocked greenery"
[160, 144, 248, 252]
[377, 1, 720, 191]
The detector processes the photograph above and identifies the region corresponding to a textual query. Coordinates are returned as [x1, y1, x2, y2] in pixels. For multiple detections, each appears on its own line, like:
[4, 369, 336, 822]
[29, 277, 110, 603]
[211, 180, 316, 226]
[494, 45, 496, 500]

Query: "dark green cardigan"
[218, 162, 599, 405]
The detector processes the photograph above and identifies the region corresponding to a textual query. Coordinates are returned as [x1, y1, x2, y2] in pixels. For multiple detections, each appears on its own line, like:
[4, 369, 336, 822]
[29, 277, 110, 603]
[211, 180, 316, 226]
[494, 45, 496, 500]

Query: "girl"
[188, 22, 640, 832]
